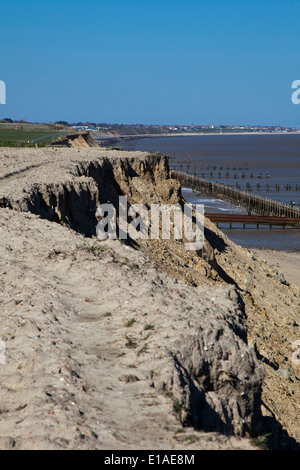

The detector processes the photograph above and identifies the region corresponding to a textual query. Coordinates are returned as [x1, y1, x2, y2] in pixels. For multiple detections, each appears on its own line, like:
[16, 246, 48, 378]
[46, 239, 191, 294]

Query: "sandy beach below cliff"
[252, 249, 300, 290]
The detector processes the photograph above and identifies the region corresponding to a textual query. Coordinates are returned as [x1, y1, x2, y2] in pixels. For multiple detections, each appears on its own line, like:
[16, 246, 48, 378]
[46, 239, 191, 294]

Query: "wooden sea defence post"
[172, 170, 300, 219]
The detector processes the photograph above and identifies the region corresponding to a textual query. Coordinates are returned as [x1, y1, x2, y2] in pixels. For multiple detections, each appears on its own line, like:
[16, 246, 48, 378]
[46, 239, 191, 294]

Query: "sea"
[124, 133, 300, 251]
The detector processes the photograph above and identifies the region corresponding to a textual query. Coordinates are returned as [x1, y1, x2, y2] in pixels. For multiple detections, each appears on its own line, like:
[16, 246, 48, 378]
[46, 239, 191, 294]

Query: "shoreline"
[251, 248, 300, 290]
[95, 131, 300, 141]
[182, 189, 300, 254]
[122, 131, 300, 138]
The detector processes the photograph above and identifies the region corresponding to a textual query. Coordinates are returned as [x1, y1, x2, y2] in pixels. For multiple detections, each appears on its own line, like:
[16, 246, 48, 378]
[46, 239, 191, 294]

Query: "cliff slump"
[0, 150, 229, 286]
[153, 285, 264, 436]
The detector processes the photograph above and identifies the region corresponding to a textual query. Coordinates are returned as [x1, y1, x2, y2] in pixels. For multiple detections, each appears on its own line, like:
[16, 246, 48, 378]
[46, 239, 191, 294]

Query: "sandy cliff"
[0, 147, 299, 450]
[51, 131, 99, 148]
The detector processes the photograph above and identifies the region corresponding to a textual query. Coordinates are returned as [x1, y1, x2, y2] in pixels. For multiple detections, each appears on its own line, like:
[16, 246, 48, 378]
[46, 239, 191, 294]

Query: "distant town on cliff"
[0, 118, 299, 135]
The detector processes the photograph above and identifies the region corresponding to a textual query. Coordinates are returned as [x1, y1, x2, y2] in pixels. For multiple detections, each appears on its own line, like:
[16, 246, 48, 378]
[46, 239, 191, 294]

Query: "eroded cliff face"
[51, 131, 99, 148]
[0, 149, 179, 237]
[0, 147, 299, 448]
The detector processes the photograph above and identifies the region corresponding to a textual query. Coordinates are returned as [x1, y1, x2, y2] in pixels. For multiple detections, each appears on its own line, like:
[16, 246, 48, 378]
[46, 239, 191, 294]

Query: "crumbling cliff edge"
[0, 147, 299, 450]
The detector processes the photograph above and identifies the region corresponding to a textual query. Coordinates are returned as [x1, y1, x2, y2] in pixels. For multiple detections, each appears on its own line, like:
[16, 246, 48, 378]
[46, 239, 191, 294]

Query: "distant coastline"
[108, 131, 300, 141]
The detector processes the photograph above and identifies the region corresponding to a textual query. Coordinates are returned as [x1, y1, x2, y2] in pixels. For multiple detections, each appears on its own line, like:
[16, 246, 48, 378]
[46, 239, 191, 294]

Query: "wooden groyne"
[205, 213, 300, 229]
[170, 160, 300, 194]
[172, 170, 300, 218]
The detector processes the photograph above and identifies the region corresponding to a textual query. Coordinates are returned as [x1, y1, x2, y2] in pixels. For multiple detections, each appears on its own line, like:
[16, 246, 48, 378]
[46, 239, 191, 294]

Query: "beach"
[252, 249, 300, 290]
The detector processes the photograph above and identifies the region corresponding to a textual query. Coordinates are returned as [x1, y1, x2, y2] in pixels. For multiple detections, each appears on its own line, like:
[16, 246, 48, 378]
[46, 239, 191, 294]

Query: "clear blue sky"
[1, 0, 300, 127]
